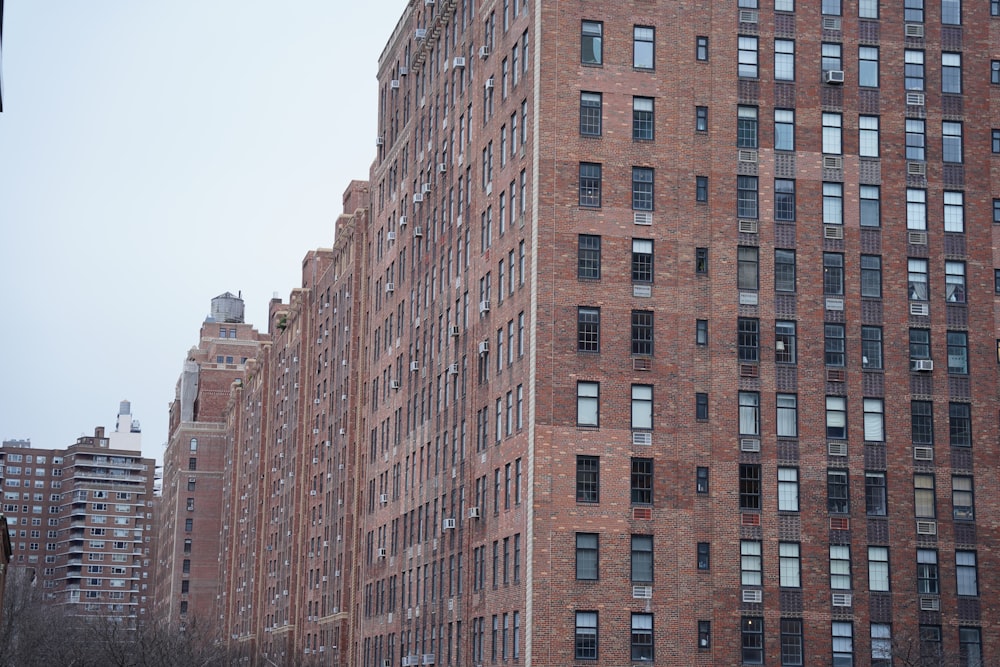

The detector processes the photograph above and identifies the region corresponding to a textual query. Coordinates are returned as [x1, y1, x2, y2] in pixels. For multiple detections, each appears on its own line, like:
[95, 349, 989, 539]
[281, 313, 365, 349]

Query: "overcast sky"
[0, 1, 406, 462]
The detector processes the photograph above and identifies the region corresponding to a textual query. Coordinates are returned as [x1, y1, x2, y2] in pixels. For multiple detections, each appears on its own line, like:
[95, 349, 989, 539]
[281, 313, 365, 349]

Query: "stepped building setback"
[176, 1, 1000, 665]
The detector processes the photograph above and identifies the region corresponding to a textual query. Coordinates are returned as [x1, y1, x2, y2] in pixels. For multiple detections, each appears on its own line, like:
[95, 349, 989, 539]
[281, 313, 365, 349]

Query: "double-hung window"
[631, 311, 653, 356]
[575, 612, 598, 660]
[942, 53, 962, 94]
[576, 533, 599, 580]
[859, 116, 879, 157]
[823, 183, 843, 225]
[632, 240, 653, 283]
[917, 549, 939, 594]
[859, 46, 878, 86]
[956, 551, 978, 596]
[578, 235, 600, 279]
[633, 26, 654, 69]
[907, 188, 927, 230]
[740, 464, 761, 510]
[908, 259, 928, 300]
[822, 42, 842, 72]
[942, 122, 963, 163]
[579, 163, 601, 207]
[861, 326, 883, 368]
[631, 385, 653, 431]
[950, 403, 972, 447]
[864, 398, 885, 441]
[822, 113, 842, 154]
[828, 470, 849, 513]
[742, 618, 764, 665]
[825, 323, 845, 367]
[860, 185, 880, 226]
[832, 623, 854, 667]
[774, 179, 795, 221]
[944, 191, 964, 232]
[738, 36, 758, 78]
[823, 253, 844, 296]
[952, 476, 974, 519]
[779, 543, 801, 587]
[775, 250, 796, 292]
[576, 455, 599, 502]
[776, 394, 798, 437]
[775, 321, 796, 363]
[906, 119, 926, 161]
[739, 392, 760, 436]
[631, 535, 653, 582]
[868, 547, 890, 591]
[777, 468, 799, 511]
[774, 40, 795, 80]
[737, 176, 758, 218]
[738, 318, 759, 363]
[581, 21, 603, 65]
[865, 472, 887, 515]
[631, 458, 653, 505]
[830, 545, 851, 589]
[905, 0, 924, 22]
[911, 400, 934, 445]
[947, 331, 968, 374]
[738, 247, 759, 290]
[774, 109, 794, 150]
[946, 263, 966, 303]
[741, 540, 763, 585]
[905, 50, 925, 91]
[577, 382, 599, 427]
[633, 97, 654, 140]
[738, 106, 758, 148]
[942, 0, 961, 24]
[631, 614, 654, 662]
[579, 93, 602, 136]
[632, 167, 654, 211]
[577, 307, 600, 353]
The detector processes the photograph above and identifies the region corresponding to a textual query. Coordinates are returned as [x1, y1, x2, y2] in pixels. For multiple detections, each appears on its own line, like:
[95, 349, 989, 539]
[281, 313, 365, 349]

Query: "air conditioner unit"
[438, 163, 448, 174]
[390, 380, 401, 390]
[632, 431, 652, 446]
[447, 363, 459, 375]
[390, 79, 400, 90]
[453, 57, 466, 68]
[339, 428, 345, 435]
[823, 69, 844, 85]
[908, 162, 927, 176]
[468, 507, 481, 519]
[828, 442, 848, 457]
[913, 446, 934, 461]
[399, 215, 408, 227]
[425, 0, 435, 5]
[911, 359, 934, 372]
[823, 156, 843, 169]
[824, 225, 844, 240]
[479, 300, 491, 314]
[739, 9, 758, 23]
[919, 597, 940, 611]
[383, 661, 392, 667]
[414, 226, 424, 237]
[478, 45, 490, 58]
[377, 547, 387, 558]
[312, 428, 320, 434]
[415, 28, 427, 40]
[387, 231, 397, 241]
[449, 325, 460, 337]
[443, 518, 456, 530]
[632, 585, 653, 599]
[485, 77, 494, 89]
[916, 520, 937, 535]
[422, 655, 436, 665]
[313, 398, 321, 405]
[413, 193, 424, 203]
[380, 493, 388, 504]
[822, 16, 841, 30]
[742, 589, 762, 603]
[399, 66, 409, 76]
[740, 438, 761, 453]
[832, 593, 852, 607]
[478, 340, 490, 355]
[906, 92, 925, 106]
[633, 211, 653, 226]
[310, 490, 317, 496]
[908, 231, 928, 245]
[410, 361, 420, 372]
[376, 136, 384, 146]
[738, 149, 758, 163]
[905, 23, 925, 37]
[386, 282, 395, 293]
[738, 219, 758, 234]
[910, 303, 929, 316]
[421, 183, 432, 195]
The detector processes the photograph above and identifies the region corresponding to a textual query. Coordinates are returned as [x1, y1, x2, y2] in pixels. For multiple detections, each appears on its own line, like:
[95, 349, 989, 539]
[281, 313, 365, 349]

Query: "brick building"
[352, 0, 999, 665]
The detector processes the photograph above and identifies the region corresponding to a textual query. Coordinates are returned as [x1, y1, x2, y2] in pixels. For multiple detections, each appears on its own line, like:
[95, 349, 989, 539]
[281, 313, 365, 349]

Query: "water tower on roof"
[209, 292, 245, 324]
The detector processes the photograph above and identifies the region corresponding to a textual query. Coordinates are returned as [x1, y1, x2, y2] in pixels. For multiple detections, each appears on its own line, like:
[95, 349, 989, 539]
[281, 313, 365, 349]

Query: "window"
[774, 179, 795, 221]
[695, 393, 709, 421]
[906, 119, 926, 161]
[739, 393, 760, 436]
[774, 109, 794, 150]
[956, 551, 978, 596]
[907, 188, 927, 230]
[823, 253, 844, 296]
[697, 542, 710, 570]
[774, 249, 796, 292]
[633, 26, 654, 69]
[822, 113, 842, 154]
[738, 247, 759, 290]
[914, 474, 936, 518]
[994, 0, 999, 15]
[865, 472, 887, 516]
[577, 307, 600, 353]
[908, 258, 928, 300]
[940, 52, 963, 96]
[821, 42, 841, 72]
[579, 92, 602, 136]
[696, 320, 708, 346]
[686, 34, 705, 64]
[613, 304, 647, 354]
[188, 457, 196, 471]
[860, 185, 880, 227]
[741, 540, 762, 585]
[696, 467, 709, 493]
[776, 394, 797, 437]
[911, 401, 934, 445]
[737, 106, 758, 148]
[779, 543, 800, 587]
[633, 97, 654, 140]
[780, 619, 804, 666]
[946, 263, 966, 303]
[905, 50, 925, 90]
[948, 331, 968, 374]
[950, 403, 972, 447]
[859, 116, 879, 157]
[631, 535, 653, 582]
[910, 328, 931, 362]
[942, 122, 963, 163]
[577, 382, 599, 427]
[859, 46, 879, 86]
[830, 545, 852, 589]
[579, 163, 601, 207]
[576, 533, 598, 580]
[581, 21, 602, 64]
[959, 628, 982, 667]
[631, 614, 654, 662]
[632, 167, 654, 210]
[832, 623, 854, 667]
[578, 235, 601, 280]
[699, 621, 711, 649]
[696, 176, 708, 202]
[775, 321, 796, 364]
[868, 546, 890, 591]
[917, 549, 939, 594]
[828, 470, 849, 513]
[632, 385, 653, 430]
[695, 106, 708, 132]
[953, 475, 974, 519]
[905, 0, 924, 22]
[822, 0, 841, 14]
[944, 191, 964, 232]
[825, 324, 845, 367]
[737, 176, 758, 218]
[742, 618, 764, 664]
[695, 248, 708, 274]
[776, 0, 794, 9]
[575, 611, 598, 660]
[919, 626, 942, 663]
[631, 458, 653, 505]
[738, 318, 759, 363]
[576, 455, 599, 502]
[739, 464, 761, 510]
[864, 398, 885, 441]
[774, 39, 795, 80]
[738, 36, 758, 77]
[822, 182, 843, 225]
[778, 468, 799, 511]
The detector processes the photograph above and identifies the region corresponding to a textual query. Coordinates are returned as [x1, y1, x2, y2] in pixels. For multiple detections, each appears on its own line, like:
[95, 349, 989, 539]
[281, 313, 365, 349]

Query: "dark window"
[993, 61, 1000, 85]
[780, 619, 803, 666]
[823, 253, 844, 295]
[575, 533, 598, 580]
[948, 331, 968, 374]
[632, 239, 653, 283]
[742, 618, 764, 664]
[188, 458, 197, 471]
[994, 199, 1000, 223]
[696, 176, 708, 202]
[952, 475, 974, 520]
[696, 393, 709, 420]
[699, 621, 711, 649]
[578, 235, 601, 280]
[696, 320, 708, 345]
[579, 92, 602, 136]
[949, 402, 971, 446]
[696, 467, 709, 493]
[632, 167, 654, 210]
[631, 310, 653, 356]
[861, 255, 882, 298]
[739, 464, 761, 510]
[993, 129, 1000, 154]
[775, 321, 796, 364]
[697, 542, 710, 570]
[865, 472, 887, 516]
[825, 324, 845, 366]
[575, 612, 598, 660]
[633, 97, 654, 140]
[774, 179, 795, 221]
[576, 455, 599, 502]
[695, 106, 708, 132]
[738, 247, 759, 290]
[960, 628, 982, 666]
[911, 401, 934, 445]
[910, 328, 931, 362]
[737, 176, 758, 218]
[995, 269, 1000, 294]
[695, 248, 708, 274]
[775, 249, 796, 292]
[738, 318, 759, 363]
[631, 614, 654, 662]
[631, 535, 653, 582]
[581, 21, 603, 65]
[737, 106, 758, 148]
[860, 185, 880, 227]
[579, 163, 601, 207]
[631, 458, 653, 505]
[577, 307, 600, 352]
[828, 470, 849, 513]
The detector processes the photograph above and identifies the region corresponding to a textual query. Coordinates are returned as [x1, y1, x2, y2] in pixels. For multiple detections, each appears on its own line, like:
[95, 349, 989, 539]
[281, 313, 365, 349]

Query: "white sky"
[0, 1, 407, 461]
